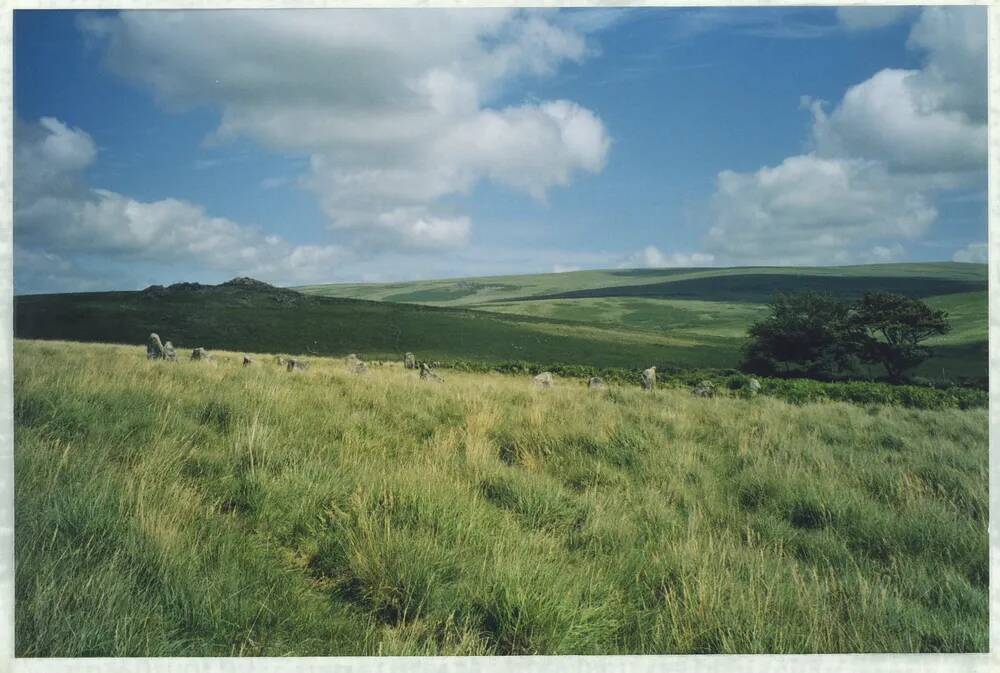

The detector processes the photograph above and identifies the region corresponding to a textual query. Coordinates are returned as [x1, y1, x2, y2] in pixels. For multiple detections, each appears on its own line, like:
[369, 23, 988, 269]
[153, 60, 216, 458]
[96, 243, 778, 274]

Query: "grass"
[297, 263, 987, 383]
[296, 262, 988, 306]
[14, 339, 988, 655]
[14, 262, 989, 383]
[13, 283, 736, 372]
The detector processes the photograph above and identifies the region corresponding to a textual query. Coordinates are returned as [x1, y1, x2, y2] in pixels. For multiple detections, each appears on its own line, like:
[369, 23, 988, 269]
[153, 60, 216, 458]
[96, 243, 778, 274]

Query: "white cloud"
[952, 242, 987, 264]
[81, 10, 612, 251]
[835, 7, 907, 32]
[906, 6, 986, 123]
[621, 246, 715, 269]
[813, 7, 985, 175]
[706, 155, 935, 265]
[705, 6, 985, 266]
[810, 68, 984, 175]
[15, 116, 349, 290]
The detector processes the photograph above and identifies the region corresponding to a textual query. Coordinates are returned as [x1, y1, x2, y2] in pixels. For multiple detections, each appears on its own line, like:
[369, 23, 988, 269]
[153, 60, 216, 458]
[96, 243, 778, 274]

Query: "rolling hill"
[14, 263, 987, 382]
[297, 262, 988, 382]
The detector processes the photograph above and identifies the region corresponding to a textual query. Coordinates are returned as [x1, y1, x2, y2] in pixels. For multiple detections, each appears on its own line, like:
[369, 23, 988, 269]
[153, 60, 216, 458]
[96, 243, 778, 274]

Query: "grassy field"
[13, 282, 735, 371]
[296, 262, 988, 306]
[15, 339, 988, 655]
[14, 263, 989, 382]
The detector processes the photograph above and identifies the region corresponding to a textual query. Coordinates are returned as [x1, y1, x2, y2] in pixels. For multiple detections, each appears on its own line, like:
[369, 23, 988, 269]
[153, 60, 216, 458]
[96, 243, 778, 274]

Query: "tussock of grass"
[14, 339, 987, 655]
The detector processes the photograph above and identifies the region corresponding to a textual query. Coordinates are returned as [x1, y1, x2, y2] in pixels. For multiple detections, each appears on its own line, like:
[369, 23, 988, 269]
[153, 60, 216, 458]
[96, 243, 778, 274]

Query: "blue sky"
[13, 6, 987, 293]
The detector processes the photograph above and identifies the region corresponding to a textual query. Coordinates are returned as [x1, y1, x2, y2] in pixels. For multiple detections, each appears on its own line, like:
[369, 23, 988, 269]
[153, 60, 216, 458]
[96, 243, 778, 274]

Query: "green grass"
[15, 262, 989, 383]
[15, 339, 988, 655]
[13, 282, 739, 371]
[297, 262, 987, 306]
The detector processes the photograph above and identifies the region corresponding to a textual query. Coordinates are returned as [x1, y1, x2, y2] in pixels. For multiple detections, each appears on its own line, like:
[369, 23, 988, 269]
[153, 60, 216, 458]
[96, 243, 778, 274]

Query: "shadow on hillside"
[502, 274, 985, 304]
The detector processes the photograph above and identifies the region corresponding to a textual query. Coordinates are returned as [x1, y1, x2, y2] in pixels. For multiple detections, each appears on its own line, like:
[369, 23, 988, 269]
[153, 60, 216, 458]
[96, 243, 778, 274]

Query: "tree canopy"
[742, 291, 949, 383]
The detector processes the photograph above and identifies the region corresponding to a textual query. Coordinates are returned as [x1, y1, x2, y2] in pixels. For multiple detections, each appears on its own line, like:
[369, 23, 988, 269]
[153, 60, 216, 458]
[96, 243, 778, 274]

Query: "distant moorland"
[15, 263, 988, 383]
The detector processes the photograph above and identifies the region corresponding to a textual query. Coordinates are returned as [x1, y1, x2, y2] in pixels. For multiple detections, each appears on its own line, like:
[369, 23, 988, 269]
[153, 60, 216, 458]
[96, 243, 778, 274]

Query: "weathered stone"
[419, 362, 443, 383]
[286, 358, 309, 371]
[147, 333, 166, 359]
[352, 359, 369, 375]
[162, 341, 176, 361]
[692, 380, 716, 398]
[191, 347, 212, 361]
[404, 352, 416, 369]
[747, 378, 761, 395]
[243, 355, 253, 366]
[587, 377, 606, 390]
[641, 366, 656, 391]
[533, 372, 554, 388]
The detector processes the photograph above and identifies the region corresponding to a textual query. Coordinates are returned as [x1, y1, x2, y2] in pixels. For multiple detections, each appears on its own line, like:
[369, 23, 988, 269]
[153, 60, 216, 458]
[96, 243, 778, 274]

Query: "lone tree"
[849, 291, 950, 382]
[741, 291, 860, 379]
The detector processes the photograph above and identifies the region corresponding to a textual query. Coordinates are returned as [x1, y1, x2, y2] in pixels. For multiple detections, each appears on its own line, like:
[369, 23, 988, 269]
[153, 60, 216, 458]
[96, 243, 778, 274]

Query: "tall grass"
[14, 339, 988, 655]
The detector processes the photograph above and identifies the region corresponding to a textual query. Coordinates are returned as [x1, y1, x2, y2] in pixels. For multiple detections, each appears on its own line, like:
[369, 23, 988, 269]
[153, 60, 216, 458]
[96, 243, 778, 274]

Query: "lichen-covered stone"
[147, 333, 165, 359]
[692, 380, 716, 397]
[533, 372, 554, 388]
[420, 362, 443, 383]
[191, 347, 212, 361]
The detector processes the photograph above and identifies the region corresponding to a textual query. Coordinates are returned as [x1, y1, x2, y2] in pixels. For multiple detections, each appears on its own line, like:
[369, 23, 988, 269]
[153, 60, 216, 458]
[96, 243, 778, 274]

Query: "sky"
[13, 5, 988, 294]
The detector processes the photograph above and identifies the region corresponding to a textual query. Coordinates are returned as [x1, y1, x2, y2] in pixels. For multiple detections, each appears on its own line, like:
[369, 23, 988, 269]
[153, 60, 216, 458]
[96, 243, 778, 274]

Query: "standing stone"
[641, 367, 656, 391]
[419, 362, 443, 383]
[404, 352, 416, 369]
[747, 378, 761, 395]
[692, 380, 716, 398]
[286, 358, 309, 371]
[243, 355, 253, 366]
[191, 347, 212, 361]
[162, 341, 177, 361]
[533, 372, 554, 388]
[147, 333, 166, 359]
[587, 377, 606, 390]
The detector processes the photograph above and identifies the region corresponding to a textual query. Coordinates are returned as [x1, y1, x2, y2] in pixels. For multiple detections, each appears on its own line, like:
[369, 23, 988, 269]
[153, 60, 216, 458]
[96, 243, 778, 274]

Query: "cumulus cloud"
[706, 6, 985, 266]
[706, 155, 936, 265]
[952, 242, 987, 264]
[621, 246, 715, 269]
[81, 10, 612, 251]
[809, 69, 985, 175]
[15, 116, 348, 291]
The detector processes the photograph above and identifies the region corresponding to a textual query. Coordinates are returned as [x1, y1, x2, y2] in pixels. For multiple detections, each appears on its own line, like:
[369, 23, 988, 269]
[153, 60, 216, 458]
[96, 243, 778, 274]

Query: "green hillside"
[297, 263, 988, 382]
[14, 263, 987, 382]
[296, 262, 986, 306]
[13, 280, 734, 371]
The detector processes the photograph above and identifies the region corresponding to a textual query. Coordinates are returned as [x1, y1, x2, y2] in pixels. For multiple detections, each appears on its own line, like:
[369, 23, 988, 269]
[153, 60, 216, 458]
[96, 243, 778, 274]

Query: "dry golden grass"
[14, 339, 988, 655]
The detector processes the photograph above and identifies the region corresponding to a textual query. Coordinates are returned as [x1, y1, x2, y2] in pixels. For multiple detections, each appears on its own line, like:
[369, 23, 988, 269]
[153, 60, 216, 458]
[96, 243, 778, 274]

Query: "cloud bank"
[704, 6, 985, 266]
[81, 10, 611, 252]
[15, 117, 348, 291]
